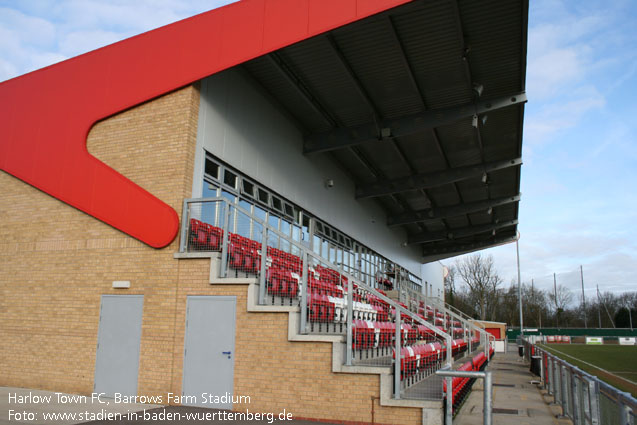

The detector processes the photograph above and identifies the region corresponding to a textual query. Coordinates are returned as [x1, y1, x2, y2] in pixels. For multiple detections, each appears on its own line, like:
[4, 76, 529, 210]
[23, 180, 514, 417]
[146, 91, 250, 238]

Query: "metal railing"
[402, 285, 495, 360]
[522, 339, 637, 425]
[436, 368, 493, 425]
[179, 197, 499, 401]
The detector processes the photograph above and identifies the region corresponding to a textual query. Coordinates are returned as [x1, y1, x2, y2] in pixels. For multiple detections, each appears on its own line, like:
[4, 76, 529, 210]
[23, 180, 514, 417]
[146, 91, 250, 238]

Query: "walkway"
[454, 345, 572, 425]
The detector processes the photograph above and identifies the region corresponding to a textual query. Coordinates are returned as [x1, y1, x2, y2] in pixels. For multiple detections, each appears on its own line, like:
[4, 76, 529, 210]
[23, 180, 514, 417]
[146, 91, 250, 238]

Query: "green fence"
[506, 327, 637, 342]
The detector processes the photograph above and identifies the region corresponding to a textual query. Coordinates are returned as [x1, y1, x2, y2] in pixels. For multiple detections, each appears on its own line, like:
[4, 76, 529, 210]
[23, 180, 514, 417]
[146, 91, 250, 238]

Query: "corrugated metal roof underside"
[241, 0, 528, 262]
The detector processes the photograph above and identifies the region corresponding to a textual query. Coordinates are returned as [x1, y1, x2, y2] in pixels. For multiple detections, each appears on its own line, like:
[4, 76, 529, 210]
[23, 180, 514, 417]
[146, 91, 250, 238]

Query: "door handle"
[222, 351, 231, 355]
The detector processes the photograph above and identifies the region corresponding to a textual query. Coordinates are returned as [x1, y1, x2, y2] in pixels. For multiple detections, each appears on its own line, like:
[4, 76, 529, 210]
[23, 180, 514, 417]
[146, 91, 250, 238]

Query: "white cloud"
[59, 30, 125, 57]
[0, 0, 238, 82]
[524, 89, 605, 147]
[528, 46, 583, 100]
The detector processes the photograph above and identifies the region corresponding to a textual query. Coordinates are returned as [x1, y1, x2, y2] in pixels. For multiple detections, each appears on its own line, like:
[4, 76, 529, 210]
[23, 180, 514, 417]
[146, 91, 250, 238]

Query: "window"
[258, 188, 269, 205]
[200, 152, 423, 288]
[205, 159, 220, 179]
[284, 202, 294, 218]
[271, 196, 283, 212]
[242, 180, 254, 198]
[223, 170, 237, 188]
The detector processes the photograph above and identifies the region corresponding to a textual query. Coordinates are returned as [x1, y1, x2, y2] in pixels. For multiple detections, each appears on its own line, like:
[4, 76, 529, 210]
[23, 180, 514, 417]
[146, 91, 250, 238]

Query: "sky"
[1, 0, 636, 298]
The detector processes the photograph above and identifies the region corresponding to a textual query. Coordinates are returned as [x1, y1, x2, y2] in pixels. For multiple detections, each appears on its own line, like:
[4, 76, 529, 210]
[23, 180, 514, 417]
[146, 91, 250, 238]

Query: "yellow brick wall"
[0, 85, 200, 394]
[172, 260, 422, 425]
[0, 85, 422, 424]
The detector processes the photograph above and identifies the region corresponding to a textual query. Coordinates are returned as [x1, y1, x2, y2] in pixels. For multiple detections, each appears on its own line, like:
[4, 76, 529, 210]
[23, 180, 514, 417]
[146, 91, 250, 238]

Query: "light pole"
[580, 265, 587, 328]
[516, 232, 523, 337]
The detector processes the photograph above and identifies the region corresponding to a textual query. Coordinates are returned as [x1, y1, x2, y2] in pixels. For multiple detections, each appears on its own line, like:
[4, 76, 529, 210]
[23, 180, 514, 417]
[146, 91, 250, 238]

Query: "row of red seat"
[191, 220, 467, 344]
[443, 347, 495, 410]
[394, 342, 444, 379]
[352, 321, 450, 350]
[308, 294, 379, 323]
[451, 338, 468, 356]
[546, 335, 571, 343]
[190, 219, 397, 298]
[189, 219, 223, 251]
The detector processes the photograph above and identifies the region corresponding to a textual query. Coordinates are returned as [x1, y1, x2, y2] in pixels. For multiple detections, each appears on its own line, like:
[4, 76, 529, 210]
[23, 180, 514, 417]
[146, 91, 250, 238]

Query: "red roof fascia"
[0, 0, 412, 248]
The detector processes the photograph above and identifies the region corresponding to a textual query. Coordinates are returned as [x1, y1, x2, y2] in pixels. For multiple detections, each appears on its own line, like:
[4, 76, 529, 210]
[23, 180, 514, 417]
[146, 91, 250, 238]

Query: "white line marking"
[540, 345, 637, 386]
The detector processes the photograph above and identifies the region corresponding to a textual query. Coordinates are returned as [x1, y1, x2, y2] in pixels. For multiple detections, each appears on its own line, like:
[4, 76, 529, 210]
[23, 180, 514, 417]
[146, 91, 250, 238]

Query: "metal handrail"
[427, 296, 496, 357]
[436, 369, 493, 425]
[180, 197, 484, 398]
[403, 285, 493, 358]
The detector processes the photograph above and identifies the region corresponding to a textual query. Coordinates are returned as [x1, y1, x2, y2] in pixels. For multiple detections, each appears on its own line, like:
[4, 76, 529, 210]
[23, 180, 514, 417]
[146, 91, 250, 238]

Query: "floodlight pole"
[516, 233, 523, 337]
[597, 285, 602, 328]
[580, 265, 587, 328]
[553, 273, 558, 328]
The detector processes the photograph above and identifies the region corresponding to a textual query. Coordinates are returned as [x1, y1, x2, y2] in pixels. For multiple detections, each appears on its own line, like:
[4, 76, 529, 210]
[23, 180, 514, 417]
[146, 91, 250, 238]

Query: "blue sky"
[1, 0, 635, 297]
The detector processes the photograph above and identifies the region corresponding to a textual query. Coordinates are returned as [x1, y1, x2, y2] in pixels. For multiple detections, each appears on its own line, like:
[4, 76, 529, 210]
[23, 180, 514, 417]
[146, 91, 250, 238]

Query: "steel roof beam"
[408, 219, 518, 245]
[325, 33, 382, 122]
[422, 233, 519, 260]
[388, 194, 521, 226]
[266, 53, 337, 128]
[304, 92, 527, 154]
[356, 157, 522, 199]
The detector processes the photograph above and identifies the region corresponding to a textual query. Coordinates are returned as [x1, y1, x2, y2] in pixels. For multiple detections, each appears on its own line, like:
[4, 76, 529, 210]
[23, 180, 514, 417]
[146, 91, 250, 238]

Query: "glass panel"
[302, 214, 310, 243]
[268, 213, 279, 229]
[222, 190, 236, 230]
[271, 196, 283, 212]
[223, 169, 237, 188]
[313, 235, 321, 255]
[204, 158, 219, 179]
[284, 203, 294, 217]
[242, 180, 254, 197]
[258, 188, 269, 205]
[281, 219, 291, 236]
[321, 239, 328, 259]
[329, 245, 336, 263]
[238, 199, 252, 238]
[254, 205, 267, 222]
[202, 181, 217, 198]
[292, 225, 301, 242]
[221, 190, 235, 203]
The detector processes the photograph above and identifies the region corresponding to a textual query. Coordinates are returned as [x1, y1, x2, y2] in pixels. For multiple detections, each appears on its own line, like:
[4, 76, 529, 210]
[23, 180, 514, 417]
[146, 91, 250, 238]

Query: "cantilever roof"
[242, 0, 528, 261]
[0, 0, 528, 257]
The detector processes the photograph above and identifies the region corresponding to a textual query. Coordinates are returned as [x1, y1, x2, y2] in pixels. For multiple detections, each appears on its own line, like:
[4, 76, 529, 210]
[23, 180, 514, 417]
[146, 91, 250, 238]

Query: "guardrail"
[522, 339, 637, 425]
[179, 197, 497, 400]
[436, 368, 493, 425]
[402, 285, 495, 361]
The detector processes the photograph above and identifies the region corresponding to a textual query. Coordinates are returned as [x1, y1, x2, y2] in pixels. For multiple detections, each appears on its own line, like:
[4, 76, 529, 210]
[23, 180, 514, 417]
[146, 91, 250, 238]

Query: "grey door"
[182, 296, 236, 408]
[94, 295, 144, 397]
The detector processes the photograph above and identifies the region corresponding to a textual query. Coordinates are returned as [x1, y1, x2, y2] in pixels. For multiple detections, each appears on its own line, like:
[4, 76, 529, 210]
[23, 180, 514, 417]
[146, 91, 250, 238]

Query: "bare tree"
[444, 265, 456, 305]
[455, 254, 503, 320]
[549, 284, 573, 327]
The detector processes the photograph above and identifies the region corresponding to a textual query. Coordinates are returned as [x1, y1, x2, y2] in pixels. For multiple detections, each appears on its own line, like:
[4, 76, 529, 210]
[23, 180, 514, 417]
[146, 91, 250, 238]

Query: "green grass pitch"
[538, 344, 637, 397]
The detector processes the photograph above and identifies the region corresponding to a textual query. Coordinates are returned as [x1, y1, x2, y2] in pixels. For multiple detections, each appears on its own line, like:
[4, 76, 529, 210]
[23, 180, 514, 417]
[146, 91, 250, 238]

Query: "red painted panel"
[0, 0, 412, 248]
[263, 0, 310, 52]
[485, 328, 501, 339]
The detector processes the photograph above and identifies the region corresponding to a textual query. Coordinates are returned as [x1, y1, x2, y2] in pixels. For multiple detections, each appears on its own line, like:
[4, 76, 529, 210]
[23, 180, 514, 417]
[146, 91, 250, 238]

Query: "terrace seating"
[190, 216, 492, 407]
[393, 342, 443, 380]
[189, 218, 223, 251]
[451, 338, 467, 357]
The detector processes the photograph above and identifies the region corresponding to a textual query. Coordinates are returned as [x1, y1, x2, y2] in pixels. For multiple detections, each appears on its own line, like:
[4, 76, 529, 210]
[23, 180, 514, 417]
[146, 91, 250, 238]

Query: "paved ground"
[2, 348, 573, 425]
[454, 345, 572, 425]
